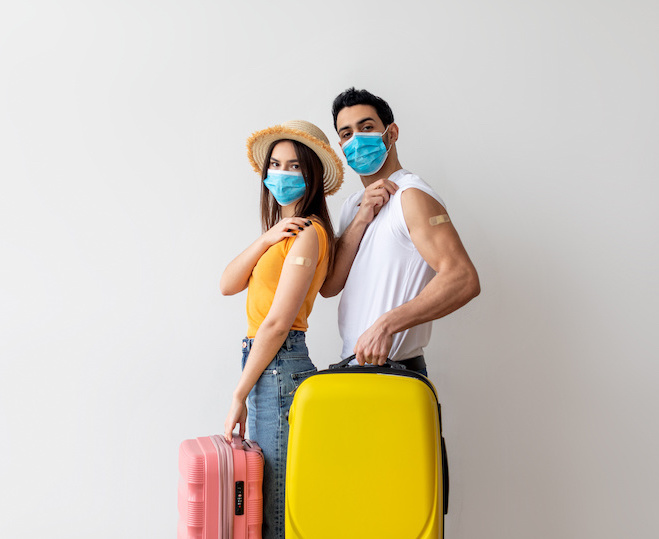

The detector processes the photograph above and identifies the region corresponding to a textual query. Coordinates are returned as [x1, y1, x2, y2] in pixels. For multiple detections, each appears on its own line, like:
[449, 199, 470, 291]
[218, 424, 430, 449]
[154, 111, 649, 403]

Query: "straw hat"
[246, 120, 344, 196]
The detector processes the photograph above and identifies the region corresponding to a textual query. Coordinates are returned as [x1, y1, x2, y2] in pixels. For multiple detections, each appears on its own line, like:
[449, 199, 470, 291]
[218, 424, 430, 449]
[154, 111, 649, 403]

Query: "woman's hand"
[220, 218, 312, 296]
[260, 217, 312, 248]
[224, 395, 248, 442]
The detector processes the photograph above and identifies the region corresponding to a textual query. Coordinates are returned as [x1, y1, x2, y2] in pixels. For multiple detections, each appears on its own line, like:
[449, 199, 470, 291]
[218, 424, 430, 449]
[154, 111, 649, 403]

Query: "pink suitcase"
[178, 434, 264, 539]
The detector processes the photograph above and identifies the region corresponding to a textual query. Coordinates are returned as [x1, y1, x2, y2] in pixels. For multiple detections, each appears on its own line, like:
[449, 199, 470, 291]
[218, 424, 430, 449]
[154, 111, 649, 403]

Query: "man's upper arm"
[401, 188, 475, 274]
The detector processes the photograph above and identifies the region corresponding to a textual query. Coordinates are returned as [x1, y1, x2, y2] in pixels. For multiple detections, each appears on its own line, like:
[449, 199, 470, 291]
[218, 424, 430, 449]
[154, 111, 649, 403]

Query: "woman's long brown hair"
[260, 139, 335, 270]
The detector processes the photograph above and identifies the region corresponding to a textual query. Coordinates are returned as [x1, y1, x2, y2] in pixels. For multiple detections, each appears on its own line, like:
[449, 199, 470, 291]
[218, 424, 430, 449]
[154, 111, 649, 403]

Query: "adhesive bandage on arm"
[291, 256, 312, 267]
[429, 214, 451, 226]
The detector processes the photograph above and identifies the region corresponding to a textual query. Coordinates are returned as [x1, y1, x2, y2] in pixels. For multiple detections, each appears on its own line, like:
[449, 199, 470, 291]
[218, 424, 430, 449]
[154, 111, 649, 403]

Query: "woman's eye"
[291, 164, 300, 170]
[270, 162, 279, 168]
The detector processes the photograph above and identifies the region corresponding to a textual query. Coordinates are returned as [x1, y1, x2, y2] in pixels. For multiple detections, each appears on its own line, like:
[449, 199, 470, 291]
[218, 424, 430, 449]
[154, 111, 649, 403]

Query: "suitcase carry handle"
[231, 433, 244, 450]
[329, 354, 407, 370]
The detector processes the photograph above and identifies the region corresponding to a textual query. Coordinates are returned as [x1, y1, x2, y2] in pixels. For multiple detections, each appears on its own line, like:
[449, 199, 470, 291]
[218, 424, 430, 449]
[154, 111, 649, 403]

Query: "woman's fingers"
[281, 217, 311, 230]
[224, 420, 234, 442]
[262, 218, 312, 245]
[225, 398, 248, 443]
[279, 218, 312, 237]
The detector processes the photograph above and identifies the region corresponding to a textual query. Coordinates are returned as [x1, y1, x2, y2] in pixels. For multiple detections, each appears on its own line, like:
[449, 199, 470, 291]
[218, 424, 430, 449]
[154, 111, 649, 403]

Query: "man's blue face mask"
[342, 126, 391, 176]
[264, 170, 306, 206]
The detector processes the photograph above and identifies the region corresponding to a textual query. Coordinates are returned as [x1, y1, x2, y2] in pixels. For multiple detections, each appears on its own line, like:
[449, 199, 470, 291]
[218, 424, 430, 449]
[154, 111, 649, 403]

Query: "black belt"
[396, 355, 426, 373]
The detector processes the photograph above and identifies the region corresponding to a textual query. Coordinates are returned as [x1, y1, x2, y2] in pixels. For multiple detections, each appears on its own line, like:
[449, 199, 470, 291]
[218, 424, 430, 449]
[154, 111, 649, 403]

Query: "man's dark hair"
[332, 87, 395, 131]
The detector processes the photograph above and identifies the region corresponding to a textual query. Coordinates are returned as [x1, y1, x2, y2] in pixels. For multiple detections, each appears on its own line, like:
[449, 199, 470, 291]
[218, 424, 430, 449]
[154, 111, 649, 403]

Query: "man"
[320, 88, 480, 375]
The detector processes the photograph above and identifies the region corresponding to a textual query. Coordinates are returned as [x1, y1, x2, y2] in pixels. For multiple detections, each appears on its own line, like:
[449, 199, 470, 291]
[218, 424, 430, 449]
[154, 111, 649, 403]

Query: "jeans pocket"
[288, 367, 318, 395]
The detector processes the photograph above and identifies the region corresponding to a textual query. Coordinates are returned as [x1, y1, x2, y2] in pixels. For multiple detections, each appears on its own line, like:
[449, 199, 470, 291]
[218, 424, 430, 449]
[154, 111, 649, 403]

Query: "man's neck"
[360, 158, 403, 187]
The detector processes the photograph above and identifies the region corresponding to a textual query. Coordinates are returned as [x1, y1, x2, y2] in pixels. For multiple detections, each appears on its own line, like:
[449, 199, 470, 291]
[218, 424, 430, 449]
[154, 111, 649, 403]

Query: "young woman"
[220, 120, 343, 539]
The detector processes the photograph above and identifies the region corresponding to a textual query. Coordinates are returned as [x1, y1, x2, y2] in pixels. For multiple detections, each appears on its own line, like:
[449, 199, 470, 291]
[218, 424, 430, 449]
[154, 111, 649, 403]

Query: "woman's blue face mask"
[342, 126, 391, 176]
[264, 170, 306, 206]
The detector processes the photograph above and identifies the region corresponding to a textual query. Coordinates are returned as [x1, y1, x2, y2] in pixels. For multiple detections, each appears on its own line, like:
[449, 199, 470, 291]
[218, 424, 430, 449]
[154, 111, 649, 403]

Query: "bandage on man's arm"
[429, 214, 451, 226]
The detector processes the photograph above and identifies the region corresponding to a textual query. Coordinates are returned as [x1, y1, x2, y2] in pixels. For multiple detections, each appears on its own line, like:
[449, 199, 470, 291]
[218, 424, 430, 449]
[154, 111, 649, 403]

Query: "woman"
[220, 120, 343, 539]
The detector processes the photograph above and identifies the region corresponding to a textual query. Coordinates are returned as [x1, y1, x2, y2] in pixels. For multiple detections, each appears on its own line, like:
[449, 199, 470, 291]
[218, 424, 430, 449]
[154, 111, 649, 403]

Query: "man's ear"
[387, 122, 399, 145]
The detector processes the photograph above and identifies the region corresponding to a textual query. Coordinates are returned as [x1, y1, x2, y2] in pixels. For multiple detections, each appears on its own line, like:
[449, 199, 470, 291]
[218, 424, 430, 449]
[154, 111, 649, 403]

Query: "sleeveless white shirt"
[337, 169, 446, 361]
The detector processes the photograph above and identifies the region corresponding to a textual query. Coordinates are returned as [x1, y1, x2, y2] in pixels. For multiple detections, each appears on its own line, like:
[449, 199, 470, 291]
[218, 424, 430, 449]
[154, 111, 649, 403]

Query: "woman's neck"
[281, 201, 299, 218]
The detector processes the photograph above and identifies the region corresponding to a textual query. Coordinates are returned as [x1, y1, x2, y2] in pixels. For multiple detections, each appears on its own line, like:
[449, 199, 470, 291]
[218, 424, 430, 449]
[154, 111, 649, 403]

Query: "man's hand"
[353, 318, 393, 366]
[355, 179, 398, 225]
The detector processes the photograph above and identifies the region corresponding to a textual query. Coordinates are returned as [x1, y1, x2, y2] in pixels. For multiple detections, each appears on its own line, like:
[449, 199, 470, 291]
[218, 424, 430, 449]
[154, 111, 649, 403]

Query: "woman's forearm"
[220, 236, 269, 295]
[233, 320, 290, 401]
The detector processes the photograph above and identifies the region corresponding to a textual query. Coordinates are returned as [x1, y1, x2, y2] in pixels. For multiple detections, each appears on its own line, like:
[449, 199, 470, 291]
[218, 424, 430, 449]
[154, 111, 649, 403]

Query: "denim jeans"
[241, 330, 317, 539]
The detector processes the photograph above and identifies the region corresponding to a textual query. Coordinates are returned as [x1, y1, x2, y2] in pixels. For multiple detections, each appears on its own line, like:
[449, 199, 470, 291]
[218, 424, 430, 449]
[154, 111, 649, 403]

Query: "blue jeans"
[241, 330, 317, 539]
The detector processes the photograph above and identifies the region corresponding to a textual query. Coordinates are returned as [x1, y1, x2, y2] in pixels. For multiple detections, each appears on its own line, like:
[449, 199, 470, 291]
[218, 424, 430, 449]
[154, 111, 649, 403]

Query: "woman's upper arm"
[262, 224, 320, 331]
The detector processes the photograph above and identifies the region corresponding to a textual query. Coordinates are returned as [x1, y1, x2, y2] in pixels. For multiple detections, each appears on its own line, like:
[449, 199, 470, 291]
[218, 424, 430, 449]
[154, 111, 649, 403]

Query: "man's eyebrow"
[338, 117, 376, 133]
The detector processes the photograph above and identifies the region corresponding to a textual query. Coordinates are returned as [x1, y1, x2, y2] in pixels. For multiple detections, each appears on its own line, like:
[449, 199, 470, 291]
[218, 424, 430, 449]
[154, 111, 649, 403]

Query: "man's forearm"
[376, 264, 480, 336]
[320, 217, 369, 297]
[322, 181, 399, 297]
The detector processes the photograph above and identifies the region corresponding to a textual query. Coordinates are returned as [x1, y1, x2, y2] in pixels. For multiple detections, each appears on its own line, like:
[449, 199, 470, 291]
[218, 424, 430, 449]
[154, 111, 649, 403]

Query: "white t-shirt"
[337, 169, 446, 361]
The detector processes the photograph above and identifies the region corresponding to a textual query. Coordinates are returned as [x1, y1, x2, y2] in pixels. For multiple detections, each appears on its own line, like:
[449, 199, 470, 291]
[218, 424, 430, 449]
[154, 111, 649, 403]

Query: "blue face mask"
[264, 170, 306, 206]
[342, 126, 391, 176]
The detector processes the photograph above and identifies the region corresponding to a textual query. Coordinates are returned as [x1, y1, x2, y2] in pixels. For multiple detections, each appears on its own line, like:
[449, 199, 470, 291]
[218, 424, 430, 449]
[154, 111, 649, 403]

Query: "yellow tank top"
[245, 220, 329, 338]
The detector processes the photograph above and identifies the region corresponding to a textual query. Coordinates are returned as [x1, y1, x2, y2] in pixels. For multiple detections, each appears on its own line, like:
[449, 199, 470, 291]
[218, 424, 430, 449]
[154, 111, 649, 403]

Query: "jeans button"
[272, 370, 277, 375]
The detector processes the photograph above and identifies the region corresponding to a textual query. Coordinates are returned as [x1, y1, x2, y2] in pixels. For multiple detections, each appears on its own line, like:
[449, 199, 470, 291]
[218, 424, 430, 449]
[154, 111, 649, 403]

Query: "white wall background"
[1, 1, 658, 537]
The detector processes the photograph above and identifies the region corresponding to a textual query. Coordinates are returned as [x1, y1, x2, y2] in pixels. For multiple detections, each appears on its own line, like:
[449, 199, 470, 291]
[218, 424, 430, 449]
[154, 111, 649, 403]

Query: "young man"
[320, 88, 480, 375]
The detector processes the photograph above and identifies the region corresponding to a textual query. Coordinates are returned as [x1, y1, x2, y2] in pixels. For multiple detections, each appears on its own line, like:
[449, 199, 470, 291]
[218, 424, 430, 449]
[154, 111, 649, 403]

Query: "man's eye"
[362, 125, 373, 131]
[343, 132, 352, 139]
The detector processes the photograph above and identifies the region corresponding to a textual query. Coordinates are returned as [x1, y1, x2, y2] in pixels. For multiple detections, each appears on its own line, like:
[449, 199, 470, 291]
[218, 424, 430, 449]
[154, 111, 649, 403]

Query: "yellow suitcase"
[285, 358, 448, 538]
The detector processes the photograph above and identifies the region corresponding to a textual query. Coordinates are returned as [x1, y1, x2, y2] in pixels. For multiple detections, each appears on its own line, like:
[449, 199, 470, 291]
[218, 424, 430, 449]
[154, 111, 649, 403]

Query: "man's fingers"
[364, 192, 387, 208]
[356, 345, 388, 366]
[371, 179, 398, 195]
[354, 348, 366, 365]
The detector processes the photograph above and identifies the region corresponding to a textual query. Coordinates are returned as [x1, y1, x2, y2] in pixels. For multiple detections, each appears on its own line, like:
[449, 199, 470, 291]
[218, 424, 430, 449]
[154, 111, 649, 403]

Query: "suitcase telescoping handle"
[329, 354, 407, 370]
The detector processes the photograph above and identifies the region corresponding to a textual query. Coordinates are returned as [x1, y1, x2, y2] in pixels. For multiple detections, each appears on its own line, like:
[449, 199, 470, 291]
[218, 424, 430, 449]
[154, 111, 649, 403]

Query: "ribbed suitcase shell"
[178, 434, 264, 539]
[286, 367, 447, 539]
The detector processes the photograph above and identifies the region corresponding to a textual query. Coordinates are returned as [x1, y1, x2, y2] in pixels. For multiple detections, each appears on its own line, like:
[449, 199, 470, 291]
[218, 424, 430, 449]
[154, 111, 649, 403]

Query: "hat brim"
[247, 126, 344, 196]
